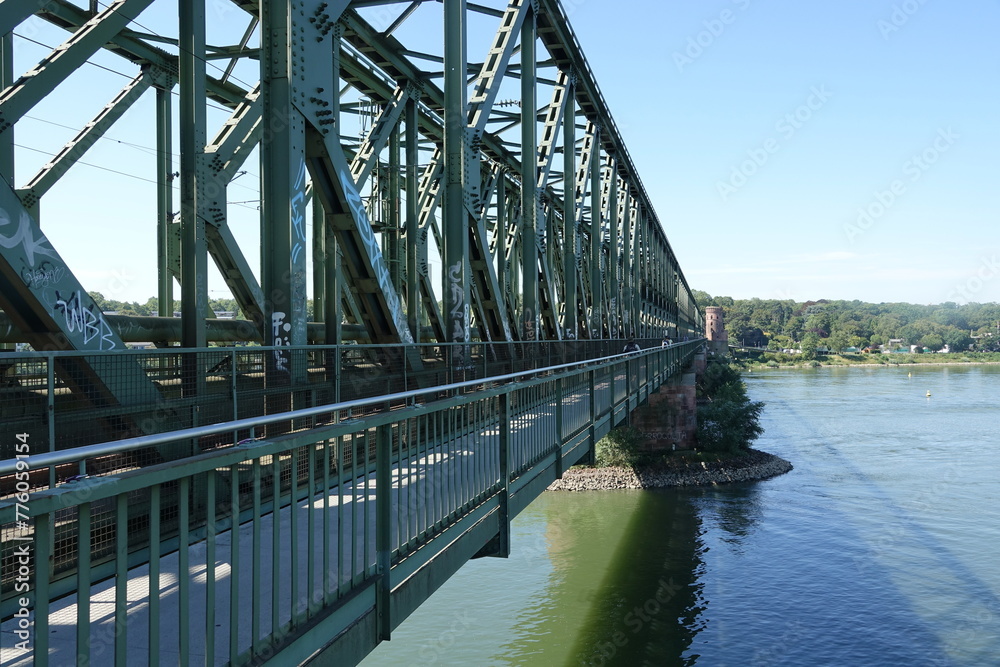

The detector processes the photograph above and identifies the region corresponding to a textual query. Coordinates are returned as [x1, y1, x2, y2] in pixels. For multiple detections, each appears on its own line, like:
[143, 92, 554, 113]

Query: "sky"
[566, 0, 1000, 305]
[6, 0, 999, 308]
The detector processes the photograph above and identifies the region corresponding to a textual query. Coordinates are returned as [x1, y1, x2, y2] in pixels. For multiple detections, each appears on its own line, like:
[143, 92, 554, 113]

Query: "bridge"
[0, 0, 704, 664]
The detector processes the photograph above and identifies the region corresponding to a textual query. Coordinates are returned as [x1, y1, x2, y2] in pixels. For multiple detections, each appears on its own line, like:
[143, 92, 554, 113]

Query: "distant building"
[705, 306, 728, 356]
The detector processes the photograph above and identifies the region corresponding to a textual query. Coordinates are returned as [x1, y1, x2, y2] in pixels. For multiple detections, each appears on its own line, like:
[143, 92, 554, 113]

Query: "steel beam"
[520, 7, 538, 341]
[0, 0, 156, 129]
[562, 77, 576, 336]
[18, 72, 154, 208]
[443, 0, 470, 348]
[0, 181, 162, 423]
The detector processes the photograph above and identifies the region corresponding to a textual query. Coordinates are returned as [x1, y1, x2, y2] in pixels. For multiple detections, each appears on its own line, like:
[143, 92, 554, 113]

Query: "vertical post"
[261, 0, 308, 390]
[621, 185, 631, 337]
[443, 0, 470, 359]
[0, 32, 12, 182]
[326, 32, 342, 350]
[179, 0, 207, 437]
[587, 368, 597, 465]
[608, 168, 619, 338]
[313, 199, 326, 322]
[634, 205, 643, 338]
[156, 86, 173, 318]
[554, 377, 563, 478]
[388, 126, 402, 291]
[179, 0, 207, 351]
[498, 392, 511, 557]
[405, 96, 420, 341]
[496, 172, 507, 303]
[562, 80, 576, 337]
[520, 7, 538, 341]
[376, 424, 392, 639]
[46, 355, 55, 488]
[589, 132, 602, 338]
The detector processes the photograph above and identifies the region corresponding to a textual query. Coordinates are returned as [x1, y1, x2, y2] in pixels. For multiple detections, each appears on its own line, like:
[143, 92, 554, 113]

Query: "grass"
[741, 351, 1000, 369]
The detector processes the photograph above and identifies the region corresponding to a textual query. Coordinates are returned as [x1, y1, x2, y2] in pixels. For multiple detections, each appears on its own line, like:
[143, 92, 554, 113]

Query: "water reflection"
[690, 484, 766, 554]
[566, 490, 706, 667]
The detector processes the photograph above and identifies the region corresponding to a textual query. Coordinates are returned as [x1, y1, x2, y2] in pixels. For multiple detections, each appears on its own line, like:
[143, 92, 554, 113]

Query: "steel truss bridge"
[0, 0, 705, 663]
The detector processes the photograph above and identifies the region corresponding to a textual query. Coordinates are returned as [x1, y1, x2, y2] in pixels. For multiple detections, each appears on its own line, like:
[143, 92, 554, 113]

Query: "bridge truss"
[0, 0, 701, 363]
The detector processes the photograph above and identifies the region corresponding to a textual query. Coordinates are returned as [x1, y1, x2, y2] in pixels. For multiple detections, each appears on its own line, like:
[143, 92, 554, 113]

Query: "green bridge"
[0, 0, 705, 664]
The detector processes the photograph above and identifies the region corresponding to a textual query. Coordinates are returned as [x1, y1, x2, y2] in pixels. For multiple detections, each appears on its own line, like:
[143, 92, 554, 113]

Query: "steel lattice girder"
[0, 0, 706, 390]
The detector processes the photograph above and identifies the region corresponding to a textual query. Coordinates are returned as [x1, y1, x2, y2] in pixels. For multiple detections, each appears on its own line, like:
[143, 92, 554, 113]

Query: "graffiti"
[339, 168, 414, 343]
[447, 261, 467, 342]
[21, 261, 65, 288]
[53, 290, 116, 350]
[0, 208, 58, 268]
[271, 311, 291, 373]
[417, 228, 429, 278]
[523, 307, 536, 341]
[291, 159, 307, 263]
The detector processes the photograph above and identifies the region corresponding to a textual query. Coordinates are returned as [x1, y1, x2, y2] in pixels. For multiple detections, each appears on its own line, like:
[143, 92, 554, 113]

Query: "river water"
[361, 365, 1000, 666]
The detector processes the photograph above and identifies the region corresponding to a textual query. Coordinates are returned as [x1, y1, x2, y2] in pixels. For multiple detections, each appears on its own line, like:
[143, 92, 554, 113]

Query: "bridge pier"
[631, 348, 705, 451]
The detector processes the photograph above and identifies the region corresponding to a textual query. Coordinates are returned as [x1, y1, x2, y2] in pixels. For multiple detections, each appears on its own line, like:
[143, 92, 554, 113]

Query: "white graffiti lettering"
[291, 159, 307, 264]
[53, 290, 116, 350]
[271, 311, 291, 373]
[448, 261, 466, 342]
[523, 307, 536, 341]
[0, 208, 58, 268]
[21, 261, 65, 288]
[339, 168, 414, 343]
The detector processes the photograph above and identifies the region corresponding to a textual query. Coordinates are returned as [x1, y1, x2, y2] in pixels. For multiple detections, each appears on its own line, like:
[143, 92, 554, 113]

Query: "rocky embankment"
[547, 448, 793, 491]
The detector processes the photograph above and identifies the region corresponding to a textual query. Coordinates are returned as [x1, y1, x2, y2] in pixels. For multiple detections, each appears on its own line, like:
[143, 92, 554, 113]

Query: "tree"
[827, 330, 848, 354]
[696, 360, 765, 454]
[919, 333, 944, 351]
[800, 332, 820, 359]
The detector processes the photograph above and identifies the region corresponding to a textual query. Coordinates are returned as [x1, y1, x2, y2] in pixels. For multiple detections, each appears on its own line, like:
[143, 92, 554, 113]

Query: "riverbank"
[547, 448, 793, 491]
[741, 352, 1000, 370]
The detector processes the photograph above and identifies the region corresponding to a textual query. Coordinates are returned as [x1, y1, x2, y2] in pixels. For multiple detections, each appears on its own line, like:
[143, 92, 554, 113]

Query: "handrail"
[0, 341, 701, 476]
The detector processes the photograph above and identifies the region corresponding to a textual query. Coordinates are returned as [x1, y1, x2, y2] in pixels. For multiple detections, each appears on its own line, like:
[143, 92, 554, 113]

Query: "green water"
[362, 365, 1000, 666]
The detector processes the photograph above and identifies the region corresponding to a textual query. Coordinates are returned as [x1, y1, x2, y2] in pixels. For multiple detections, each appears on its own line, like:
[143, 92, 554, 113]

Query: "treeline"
[693, 291, 1000, 353]
[88, 293, 247, 318]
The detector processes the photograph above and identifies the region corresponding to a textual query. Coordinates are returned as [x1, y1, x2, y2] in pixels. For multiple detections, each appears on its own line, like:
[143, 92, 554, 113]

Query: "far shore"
[747, 360, 1000, 369]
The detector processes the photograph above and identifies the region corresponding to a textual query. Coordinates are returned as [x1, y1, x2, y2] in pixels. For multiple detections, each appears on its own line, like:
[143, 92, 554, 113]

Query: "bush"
[595, 427, 644, 468]
[765, 360, 779, 368]
[696, 360, 765, 454]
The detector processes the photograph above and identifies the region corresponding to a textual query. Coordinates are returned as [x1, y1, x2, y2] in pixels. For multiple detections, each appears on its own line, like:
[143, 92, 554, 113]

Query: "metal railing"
[0, 339, 702, 666]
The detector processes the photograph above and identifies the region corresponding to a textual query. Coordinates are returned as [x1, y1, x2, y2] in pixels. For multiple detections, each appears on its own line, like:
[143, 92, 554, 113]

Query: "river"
[361, 364, 1000, 666]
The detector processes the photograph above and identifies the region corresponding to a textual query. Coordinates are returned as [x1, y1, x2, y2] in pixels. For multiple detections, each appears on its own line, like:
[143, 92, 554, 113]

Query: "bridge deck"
[0, 342, 701, 665]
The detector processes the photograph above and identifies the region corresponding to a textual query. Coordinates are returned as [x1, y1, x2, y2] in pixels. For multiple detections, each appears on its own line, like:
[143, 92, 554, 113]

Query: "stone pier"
[631, 350, 705, 451]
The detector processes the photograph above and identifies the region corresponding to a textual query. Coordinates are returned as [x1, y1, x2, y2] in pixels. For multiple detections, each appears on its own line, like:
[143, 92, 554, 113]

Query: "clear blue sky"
[567, 0, 1000, 305]
[9, 0, 999, 307]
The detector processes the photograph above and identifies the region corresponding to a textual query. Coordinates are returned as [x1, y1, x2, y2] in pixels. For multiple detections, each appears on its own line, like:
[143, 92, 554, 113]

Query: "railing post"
[46, 354, 55, 489]
[231, 348, 238, 441]
[587, 368, 597, 465]
[376, 424, 392, 640]
[554, 377, 563, 478]
[498, 392, 511, 557]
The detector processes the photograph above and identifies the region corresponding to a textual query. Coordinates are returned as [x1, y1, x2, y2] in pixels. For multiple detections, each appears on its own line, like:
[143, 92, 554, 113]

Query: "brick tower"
[705, 306, 728, 356]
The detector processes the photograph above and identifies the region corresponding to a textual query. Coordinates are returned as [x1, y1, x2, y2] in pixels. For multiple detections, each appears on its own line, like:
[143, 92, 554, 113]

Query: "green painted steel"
[0, 0, 712, 661]
[1, 340, 701, 665]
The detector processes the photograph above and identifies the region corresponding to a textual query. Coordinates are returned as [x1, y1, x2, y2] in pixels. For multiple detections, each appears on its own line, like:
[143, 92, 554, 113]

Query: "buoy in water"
[908, 372, 912, 377]
[926, 390, 932, 397]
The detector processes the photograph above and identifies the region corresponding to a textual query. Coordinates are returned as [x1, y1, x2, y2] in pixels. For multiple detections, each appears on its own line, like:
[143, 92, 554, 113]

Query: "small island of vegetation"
[550, 358, 792, 491]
